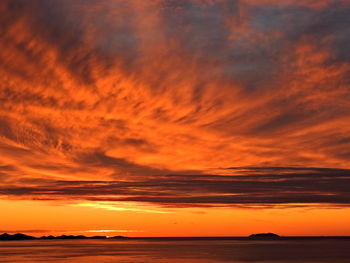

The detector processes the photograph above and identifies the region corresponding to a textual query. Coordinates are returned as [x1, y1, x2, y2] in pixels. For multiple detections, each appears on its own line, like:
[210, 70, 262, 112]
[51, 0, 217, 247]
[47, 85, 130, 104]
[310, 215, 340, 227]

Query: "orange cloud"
[0, 0, 350, 210]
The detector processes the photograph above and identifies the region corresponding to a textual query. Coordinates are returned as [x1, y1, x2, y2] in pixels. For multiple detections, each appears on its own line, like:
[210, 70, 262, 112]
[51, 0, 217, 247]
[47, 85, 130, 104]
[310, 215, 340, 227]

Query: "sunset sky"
[1, 0, 350, 237]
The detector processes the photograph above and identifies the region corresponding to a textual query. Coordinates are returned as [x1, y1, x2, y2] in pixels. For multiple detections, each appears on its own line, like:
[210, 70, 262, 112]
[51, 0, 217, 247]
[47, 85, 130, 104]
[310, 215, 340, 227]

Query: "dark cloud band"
[1, 167, 349, 207]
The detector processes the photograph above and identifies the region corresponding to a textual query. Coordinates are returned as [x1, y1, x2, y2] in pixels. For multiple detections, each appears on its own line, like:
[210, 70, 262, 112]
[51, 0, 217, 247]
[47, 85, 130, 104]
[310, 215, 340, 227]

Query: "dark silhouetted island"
[0, 233, 36, 240]
[0, 233, 127, 241]
[249, 233, 281, 239]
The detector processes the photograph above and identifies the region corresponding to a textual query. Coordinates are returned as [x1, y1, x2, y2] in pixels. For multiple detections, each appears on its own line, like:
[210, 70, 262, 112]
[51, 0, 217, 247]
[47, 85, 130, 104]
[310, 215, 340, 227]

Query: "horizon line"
[3, 232, 350, 238]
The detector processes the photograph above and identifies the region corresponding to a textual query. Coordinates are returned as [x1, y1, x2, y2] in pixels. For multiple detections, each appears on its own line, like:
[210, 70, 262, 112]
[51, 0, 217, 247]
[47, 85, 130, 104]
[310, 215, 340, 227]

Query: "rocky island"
[249, 233, 281, 239]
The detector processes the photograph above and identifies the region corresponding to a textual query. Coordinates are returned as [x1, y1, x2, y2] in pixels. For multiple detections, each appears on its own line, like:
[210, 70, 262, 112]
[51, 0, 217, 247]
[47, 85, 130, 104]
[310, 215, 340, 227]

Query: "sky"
[0, 0, 350, 237]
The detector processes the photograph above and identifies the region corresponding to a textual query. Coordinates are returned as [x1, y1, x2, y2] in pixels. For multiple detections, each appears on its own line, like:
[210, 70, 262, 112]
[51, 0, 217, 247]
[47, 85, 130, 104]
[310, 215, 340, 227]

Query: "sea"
[0, 238, 349, 263]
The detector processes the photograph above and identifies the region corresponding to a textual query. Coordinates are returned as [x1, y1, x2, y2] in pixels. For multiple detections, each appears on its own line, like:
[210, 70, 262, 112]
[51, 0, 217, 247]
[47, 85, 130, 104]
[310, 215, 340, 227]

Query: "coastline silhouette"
[2, 232, 350, 241]
[0, 233, 127, 241]
[249, 233, 281, 239]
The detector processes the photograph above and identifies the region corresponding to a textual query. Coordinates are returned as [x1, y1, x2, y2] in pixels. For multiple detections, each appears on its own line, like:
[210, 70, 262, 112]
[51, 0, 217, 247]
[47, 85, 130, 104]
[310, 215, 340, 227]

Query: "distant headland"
[249, 233, 281, 239]
[0, 233, 128, 241]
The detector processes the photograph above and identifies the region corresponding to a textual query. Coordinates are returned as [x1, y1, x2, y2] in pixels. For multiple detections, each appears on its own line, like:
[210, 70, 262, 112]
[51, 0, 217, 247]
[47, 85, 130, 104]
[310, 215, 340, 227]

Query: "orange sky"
[0, 0, 350, 237]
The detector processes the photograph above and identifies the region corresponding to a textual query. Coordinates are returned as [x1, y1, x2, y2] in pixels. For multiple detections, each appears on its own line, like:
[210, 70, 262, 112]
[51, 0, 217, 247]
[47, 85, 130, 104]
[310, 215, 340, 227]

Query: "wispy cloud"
[72, 202, 169, 214]
[0, 0, 350, 209]
[81, 229, 143, 233]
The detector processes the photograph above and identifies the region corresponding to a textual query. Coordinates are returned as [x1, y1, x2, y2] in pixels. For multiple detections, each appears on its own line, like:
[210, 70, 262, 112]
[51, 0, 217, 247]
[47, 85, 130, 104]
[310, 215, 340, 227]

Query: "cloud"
[1, 167, 349, 208]
[0, 0, 350, 208]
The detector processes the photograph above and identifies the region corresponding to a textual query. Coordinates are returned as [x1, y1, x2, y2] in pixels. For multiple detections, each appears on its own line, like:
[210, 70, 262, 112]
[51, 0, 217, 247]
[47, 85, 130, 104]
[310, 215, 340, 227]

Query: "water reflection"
[0, 239, 349, 262]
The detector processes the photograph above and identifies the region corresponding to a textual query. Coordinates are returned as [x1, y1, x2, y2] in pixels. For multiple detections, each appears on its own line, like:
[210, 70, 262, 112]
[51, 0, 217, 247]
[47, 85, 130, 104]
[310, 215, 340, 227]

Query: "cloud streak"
[0, 0, 350, 209]
[1, 167, 349, 208]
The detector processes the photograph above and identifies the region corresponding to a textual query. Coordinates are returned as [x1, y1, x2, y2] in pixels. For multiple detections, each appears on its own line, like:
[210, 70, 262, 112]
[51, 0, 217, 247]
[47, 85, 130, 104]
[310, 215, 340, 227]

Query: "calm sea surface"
[0, 238, 349, 263]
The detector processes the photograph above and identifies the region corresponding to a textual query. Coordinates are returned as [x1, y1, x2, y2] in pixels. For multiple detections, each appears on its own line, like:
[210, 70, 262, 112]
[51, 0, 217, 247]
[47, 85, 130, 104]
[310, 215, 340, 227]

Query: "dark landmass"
[249, 233, 281, 239]
[0, 233, 127, 241]
[0, 233, 36, 240]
